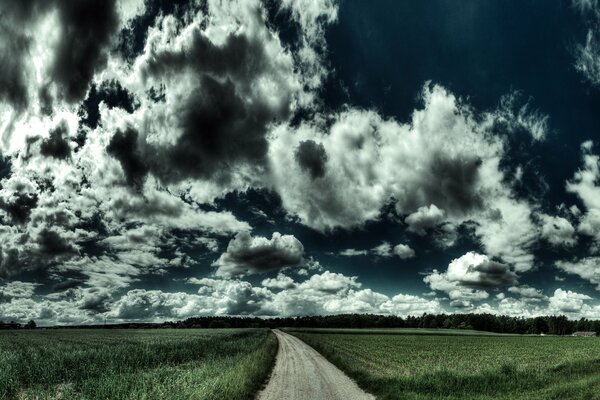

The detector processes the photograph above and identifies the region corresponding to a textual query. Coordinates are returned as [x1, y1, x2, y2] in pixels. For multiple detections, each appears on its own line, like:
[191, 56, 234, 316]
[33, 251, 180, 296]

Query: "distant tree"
[25, 320, 37, 329]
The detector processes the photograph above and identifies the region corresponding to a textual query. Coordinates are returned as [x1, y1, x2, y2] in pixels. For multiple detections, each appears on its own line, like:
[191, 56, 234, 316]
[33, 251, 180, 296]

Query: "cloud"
[424, 252, 517, 307]
[548, 288, 592, 314]
[39, 121, 72, 160]
[507, 285, 548, 302]
[339, 242, 415, 259]
[567, 141, 600, 249]
[339, 248, 368, 257]
[556, 257, 600, 290]
[0, 0, 119, 117]
[371, 242, 393, 257]
[0, 281, 39, 301]
[494, 91, 549, 141]
[574, 0, 600, 85]
[213, 231, 304, 277]
[261, 273, 296, 290]
[266, 270, 441, 316]
[405, 204, 446, 235]
[295, 140, 328, 179]
[108, 0, 301, 186]
[540, 214, 577, 247]
[393, 244, 416, 259]
[51, 0, 119, 102]
[269, 83, 540, 270]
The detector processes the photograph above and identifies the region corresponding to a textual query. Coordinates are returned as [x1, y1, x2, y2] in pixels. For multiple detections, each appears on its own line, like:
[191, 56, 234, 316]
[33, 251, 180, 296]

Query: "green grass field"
[289, 329, 600, 400]
[0, 328, 277, 400]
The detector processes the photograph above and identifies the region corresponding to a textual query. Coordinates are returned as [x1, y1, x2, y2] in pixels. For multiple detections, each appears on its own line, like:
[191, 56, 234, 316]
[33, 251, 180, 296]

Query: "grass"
[289, 329, 600, 400]
[286, 327, 522, 336]
[0, 328, 277, 400]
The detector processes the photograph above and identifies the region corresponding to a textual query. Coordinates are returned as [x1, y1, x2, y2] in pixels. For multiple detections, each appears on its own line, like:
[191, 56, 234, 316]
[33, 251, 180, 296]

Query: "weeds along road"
[257, 329, 375, 400]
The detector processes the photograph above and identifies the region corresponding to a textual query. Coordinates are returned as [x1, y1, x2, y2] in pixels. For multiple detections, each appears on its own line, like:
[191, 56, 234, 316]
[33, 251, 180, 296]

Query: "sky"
[1, 0, 600, 325]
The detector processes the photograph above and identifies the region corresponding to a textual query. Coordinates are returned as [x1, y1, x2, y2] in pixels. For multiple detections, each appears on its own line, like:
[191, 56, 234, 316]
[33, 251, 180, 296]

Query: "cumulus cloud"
[567, 141, 600, 250]
[269, 84, 540, 270]
[213, 231, 304, 277]
[548, 288, 592, 314]
[393, 244, 416, 259]
[405, 204, 446, 235]
[424, 252, 517, 307]
[556, 257, 600, 290]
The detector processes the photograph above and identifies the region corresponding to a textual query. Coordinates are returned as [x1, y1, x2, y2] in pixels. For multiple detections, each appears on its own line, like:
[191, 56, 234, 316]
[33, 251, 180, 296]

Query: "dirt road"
[257, 329, 375, 400]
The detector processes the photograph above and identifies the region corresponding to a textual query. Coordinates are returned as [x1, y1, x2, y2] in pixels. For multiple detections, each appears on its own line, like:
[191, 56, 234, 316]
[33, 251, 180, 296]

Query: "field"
[0, 328, 277, 400]
[289, 329, 600, 400]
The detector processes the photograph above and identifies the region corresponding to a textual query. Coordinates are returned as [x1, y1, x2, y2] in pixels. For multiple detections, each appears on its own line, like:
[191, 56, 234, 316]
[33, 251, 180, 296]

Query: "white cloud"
[405, 204, 446, 235]
[0, 281, 39, 300]
[424, 252, 517, 307]
[393, 244, 416, 259]
[548, 288, 592, 314]
[567, 141, 600, 249]
[540, 214, 577, 247]
[494, 91, 549, 141]
[507, 285, 548, 302]
[261, 273, 296, 290]
[339, 248, 368, 257]
[556, 257, 600, 290]
[339, 242, 415, 259]
[269, 83, 540, 270]
[372, 242, 393, 257]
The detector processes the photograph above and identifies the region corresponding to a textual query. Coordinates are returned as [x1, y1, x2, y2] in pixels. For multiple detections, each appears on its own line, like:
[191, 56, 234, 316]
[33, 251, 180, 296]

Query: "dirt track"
[256, 329, 375, 400]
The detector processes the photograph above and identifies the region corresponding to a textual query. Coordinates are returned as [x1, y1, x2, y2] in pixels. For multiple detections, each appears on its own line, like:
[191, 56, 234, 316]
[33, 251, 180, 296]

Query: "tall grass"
[0, 328, 277, 400]
[290, 330, 600, 400]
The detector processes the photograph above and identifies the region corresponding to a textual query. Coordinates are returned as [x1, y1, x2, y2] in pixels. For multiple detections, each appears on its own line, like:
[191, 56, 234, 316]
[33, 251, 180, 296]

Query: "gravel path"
[257, 329, 376, 400]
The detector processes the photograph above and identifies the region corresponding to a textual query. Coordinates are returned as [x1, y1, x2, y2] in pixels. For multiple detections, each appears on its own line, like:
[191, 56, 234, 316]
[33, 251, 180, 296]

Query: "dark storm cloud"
[403, 153, 484, 216]
[36, 228, 77, 257]
[79, 81, 139, 130]
[0, 0, 52, 111]
[134, 22, 293, 184]
[295, 140, 328, 179]
[0, 0, 119, 111]
[150, 75, 281, 183]
[117, 0, 203, 61]
[40, 121, 71, 160]
[0, 23, 30, 111]
[0, 192, 38, 225]
[213, 232, 304, 277]
[78, 288, 110, 312]
[107, 128, 149, 188]
[458, 259, 518, 289]
[51, 0, 119, 102]
[143, 29, 272, 83]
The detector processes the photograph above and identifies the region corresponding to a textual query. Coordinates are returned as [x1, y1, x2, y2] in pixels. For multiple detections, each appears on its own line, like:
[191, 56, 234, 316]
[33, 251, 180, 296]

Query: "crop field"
[0, 328, 277, 400]
[290, 329, 600, 400]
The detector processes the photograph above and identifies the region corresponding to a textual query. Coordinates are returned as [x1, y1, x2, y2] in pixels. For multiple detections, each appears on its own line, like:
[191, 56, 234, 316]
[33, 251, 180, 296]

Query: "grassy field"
[287, 327, 523, 336]
[289, 329, 600, 400]
[0, 328, 277, 400]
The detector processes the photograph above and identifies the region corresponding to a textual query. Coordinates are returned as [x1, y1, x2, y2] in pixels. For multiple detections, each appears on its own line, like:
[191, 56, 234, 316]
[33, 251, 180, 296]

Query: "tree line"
[171, 313, 599, 335]
[3, 314, 599, 335]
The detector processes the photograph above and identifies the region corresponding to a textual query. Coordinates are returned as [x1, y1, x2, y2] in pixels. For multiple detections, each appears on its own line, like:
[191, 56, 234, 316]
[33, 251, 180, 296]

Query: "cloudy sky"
[2, 0, 600, 324]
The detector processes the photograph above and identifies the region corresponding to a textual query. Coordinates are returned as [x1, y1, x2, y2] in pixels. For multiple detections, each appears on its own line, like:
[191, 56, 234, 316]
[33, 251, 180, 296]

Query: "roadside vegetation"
[0, 328, 277, 400]
[290, 329, 600, 400]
